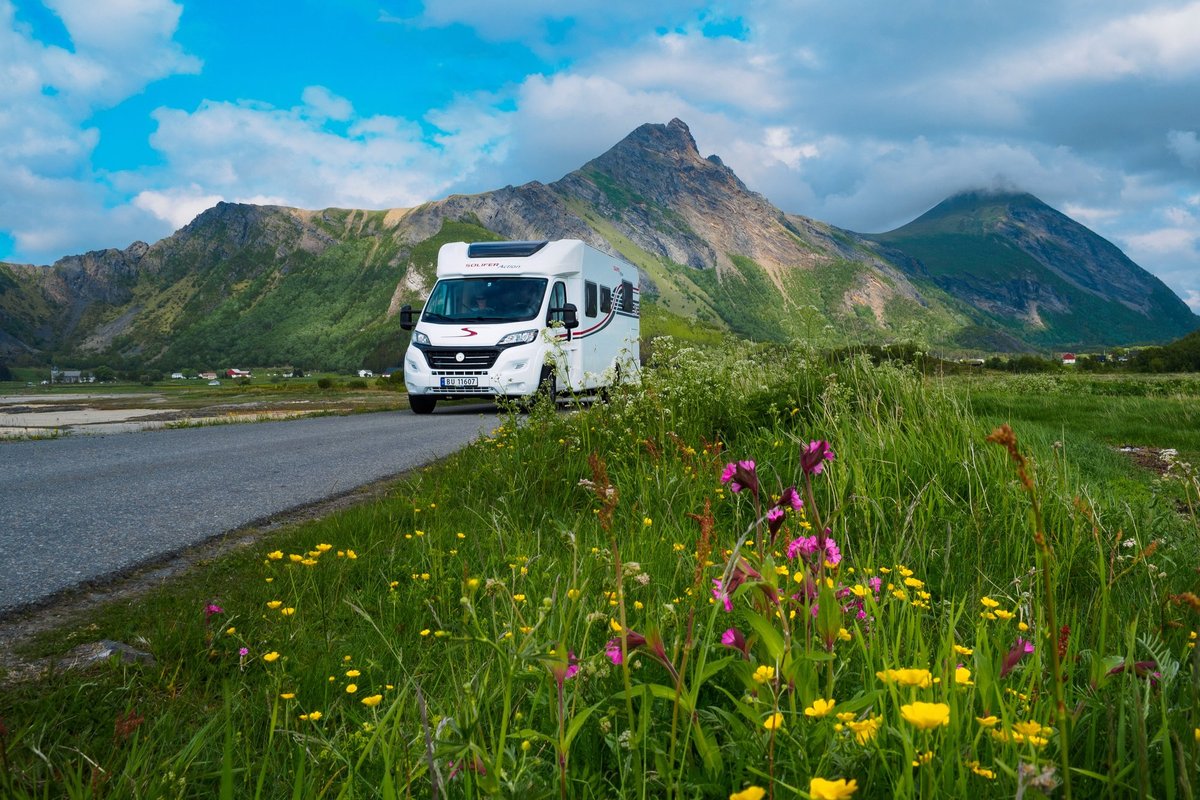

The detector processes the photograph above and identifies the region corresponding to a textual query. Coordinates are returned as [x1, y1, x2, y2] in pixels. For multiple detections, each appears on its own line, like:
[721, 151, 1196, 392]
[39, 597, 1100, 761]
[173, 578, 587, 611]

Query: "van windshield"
[421, 277, 549, 325]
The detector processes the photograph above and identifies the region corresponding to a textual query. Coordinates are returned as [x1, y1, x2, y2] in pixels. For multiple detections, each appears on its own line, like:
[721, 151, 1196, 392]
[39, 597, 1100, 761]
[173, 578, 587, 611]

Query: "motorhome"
[399, 239, 640, 414]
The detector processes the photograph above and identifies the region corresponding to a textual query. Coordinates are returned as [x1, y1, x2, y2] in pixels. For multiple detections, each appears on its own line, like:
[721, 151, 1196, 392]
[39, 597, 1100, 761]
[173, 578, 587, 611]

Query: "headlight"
[497, 329, 539, 346]
[412, 330, 430, 345]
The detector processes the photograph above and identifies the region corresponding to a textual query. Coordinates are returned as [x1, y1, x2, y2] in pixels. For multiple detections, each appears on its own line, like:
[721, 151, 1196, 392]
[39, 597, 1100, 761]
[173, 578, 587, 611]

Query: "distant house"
[357, 369, 374, 378]
[170, 372, 186, 380]
[226, 368, 251, 379]
[52, 368, 89, 384]
[198, 371, 218, 380]
[1062, 353, 1077, 365]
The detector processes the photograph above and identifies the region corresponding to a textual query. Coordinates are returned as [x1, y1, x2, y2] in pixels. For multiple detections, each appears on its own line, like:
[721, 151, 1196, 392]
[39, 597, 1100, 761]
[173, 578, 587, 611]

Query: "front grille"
[422, 347, 500, 370]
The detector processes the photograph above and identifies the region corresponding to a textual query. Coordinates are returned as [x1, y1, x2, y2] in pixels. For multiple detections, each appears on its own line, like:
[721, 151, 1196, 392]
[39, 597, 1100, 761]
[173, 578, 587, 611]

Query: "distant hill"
[1, 121, 1195, 369]
[869, 191, 1199, 349]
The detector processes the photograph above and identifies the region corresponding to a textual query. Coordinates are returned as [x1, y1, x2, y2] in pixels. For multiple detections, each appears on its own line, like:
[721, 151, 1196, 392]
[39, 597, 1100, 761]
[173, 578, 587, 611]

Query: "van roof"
[467, 241, 549, 258]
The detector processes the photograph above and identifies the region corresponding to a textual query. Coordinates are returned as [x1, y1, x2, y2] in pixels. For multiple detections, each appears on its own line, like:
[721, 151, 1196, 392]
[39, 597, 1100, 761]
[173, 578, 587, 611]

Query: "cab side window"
[600, 285, 612, 314]
[548, 281, 567, 324]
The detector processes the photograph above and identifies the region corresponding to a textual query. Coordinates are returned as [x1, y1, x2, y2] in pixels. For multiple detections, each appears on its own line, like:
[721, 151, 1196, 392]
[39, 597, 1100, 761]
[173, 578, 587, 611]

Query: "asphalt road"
[0, 405, 500, 616]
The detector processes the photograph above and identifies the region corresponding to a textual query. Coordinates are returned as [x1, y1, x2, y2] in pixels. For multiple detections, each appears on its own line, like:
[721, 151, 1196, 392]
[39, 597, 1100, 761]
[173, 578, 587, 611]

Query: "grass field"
[1, 345, 1198, 799]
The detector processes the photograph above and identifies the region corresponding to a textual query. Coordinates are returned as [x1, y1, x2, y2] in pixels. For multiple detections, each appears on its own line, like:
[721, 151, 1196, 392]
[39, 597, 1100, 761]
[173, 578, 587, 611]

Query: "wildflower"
[846, 716, 882, 744]
[900, 702, 951, 730]
[720, 460, 759, 498]
[280, 692, 295, 700]
[262, 651, 280, 663]
[1000, 638, 1035, 678]
[567, 588, 581, 601]
[280, 607, 295, 616]
[763, 712, 784, 731]
[299, 711, 322, 722]
[300, 558, 317, 566]
[226, 626, 237, 635]
[1012, 720, 1046, 737]
[809, 777, 857, 799]
[345, 669, 360, 678]
[980, 596, 1000, 609]
[953, 644, 973, 656]
[955, 666, 974, 686]
[800, 440, 835, 475]
[267, 550, 283, 560]
[345, 684, 358, 694]
[721, 628, 750, 659]
[266, 600, 282, 609]
[912, 751, 934, 766]
[420, 629, 431, 637]
[730, 787, 766, 800]
[361, 694, 383, 707]
[976, 715, 1000, 727]
[786, 533, 842, 566]
[345, 549, 357, 559]
[805, 698, 836, 718]
[876, 668, 933, 688]
[204, 603, 223, 618]
[838, 628, 852, 642]
[994, 609, 1015, 621]
[316, 543, 332, 552]
[752, 665, 776, 684]
[521, 739, 532, 753]
[643, 517, 652, 527]
[966, 760, 996, 779]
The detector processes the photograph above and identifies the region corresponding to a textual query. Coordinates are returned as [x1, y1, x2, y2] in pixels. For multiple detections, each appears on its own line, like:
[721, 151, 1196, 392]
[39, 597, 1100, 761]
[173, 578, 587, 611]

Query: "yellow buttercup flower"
[976, 715, 1000, 727]
[967, 760, 996, 779]
[953, 644, 973, 656]
[280, 607, 295, 616]
[955, 666, 974, 685]
[763, 712, 784, 731]
[804, 698, 836, 718]
[288, 554, 303, 563]
[846, 716, 882, 745]
[361, 694, 383, 707]
[299, 711, 322, 722]
[266, 600, 282, 609]
[994, 609, 1015, 620]
[267, 550, 283, 560]
[752, 665, 776, 684]
[876, 667, 933, 688]
[729, 787, 766, 800]
[262, 651, 280, 663]
[809, 776, 858, 799]
[980, 596, 1000, 608]
[280, 692, 295, 700]
[345, 669, 360, 678]
[901, 702, 951, 730]
[345, 684, 358, 693]
[316, 543, 333, 552]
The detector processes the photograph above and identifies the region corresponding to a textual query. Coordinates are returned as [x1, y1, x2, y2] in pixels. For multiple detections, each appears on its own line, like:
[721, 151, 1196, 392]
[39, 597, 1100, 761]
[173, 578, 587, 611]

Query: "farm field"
[1, 344, 1198, 799]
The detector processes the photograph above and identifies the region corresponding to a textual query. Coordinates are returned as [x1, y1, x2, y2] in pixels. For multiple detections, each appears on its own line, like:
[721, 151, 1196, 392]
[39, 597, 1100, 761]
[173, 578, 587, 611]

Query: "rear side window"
[584, 281, 598, 318]
[600, 285, 612, 314]
[620, 280, 634, 313]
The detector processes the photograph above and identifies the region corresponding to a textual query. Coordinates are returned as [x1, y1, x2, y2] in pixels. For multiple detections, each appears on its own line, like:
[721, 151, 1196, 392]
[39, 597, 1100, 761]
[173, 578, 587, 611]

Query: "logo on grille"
[455, 352, 465, 362]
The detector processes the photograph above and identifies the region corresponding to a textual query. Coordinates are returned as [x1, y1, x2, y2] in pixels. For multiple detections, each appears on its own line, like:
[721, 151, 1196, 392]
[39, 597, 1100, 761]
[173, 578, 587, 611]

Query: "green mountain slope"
[870, 191, 1199, 348]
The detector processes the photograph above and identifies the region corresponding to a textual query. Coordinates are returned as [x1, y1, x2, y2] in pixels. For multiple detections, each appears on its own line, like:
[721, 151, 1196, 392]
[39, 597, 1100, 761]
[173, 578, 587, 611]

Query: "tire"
[409, 395, 436, 414]
[538, 368, 557, 402]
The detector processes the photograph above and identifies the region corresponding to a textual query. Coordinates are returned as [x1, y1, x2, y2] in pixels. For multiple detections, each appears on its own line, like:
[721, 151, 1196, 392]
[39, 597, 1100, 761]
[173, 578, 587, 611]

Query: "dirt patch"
[1116, 444, 1173, 476]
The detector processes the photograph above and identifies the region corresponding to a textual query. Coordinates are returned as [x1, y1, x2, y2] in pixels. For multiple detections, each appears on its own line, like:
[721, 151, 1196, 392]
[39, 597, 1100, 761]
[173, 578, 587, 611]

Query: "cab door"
[547, 280, 582, 390]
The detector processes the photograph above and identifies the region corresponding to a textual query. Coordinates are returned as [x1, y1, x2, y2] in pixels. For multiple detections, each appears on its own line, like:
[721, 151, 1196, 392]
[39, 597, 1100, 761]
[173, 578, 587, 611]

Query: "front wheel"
[409, 395, 436, 414]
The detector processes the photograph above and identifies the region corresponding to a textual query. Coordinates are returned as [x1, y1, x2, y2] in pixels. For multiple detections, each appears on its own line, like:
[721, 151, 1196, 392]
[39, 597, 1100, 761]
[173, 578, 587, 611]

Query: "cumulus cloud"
[1168, 130, 1200, 168]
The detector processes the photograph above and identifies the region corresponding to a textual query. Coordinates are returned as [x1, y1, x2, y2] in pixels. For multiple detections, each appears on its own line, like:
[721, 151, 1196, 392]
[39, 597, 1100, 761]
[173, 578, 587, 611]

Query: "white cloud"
[1168, 129, 1200, 168]
[133, 185, 224, 229]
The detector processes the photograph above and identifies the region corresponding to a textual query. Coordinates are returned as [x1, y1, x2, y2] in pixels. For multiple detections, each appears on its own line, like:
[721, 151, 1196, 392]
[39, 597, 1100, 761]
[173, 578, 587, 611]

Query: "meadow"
[1, 342, 1198, 799]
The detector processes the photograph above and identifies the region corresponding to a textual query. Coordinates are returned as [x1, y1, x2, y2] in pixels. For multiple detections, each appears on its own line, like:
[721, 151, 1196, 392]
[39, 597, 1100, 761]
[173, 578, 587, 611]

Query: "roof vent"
[467, 240, 549, 258]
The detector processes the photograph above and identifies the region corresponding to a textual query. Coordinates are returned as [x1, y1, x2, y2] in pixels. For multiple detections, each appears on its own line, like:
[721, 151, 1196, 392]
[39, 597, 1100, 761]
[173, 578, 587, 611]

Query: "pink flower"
[720, 460, 759, 498]
[721, 627, 750, 659]
[1000, 637, 1035, 678]
[605, 639, 623, 665]
[238, 647, 249, 656]
[204, 603, 223, 619]
[787, 533, 841, 566]
[800, 440, 835, 475]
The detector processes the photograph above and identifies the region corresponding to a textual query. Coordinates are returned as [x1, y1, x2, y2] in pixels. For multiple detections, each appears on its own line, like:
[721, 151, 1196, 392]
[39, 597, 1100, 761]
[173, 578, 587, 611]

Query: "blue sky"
[3, 0, 1200, 311]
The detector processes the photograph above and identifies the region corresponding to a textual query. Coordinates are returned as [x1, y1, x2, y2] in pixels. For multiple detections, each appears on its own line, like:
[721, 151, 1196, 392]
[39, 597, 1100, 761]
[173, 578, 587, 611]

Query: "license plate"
[440, 377, 479, 387]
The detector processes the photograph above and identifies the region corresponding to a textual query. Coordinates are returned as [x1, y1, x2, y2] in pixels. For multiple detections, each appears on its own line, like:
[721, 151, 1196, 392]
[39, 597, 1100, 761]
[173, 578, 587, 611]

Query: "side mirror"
[400, 304, 415, 331]
[561, 303, 579, 330]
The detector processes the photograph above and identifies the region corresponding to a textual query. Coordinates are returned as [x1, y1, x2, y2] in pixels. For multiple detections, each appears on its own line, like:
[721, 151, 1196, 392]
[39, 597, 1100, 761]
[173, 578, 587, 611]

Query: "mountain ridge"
[1, 120, 1195, 368]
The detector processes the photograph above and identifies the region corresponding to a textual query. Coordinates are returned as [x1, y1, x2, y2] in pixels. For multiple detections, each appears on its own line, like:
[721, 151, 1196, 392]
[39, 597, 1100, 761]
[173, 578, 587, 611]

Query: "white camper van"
[399, 239, 640, 414]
